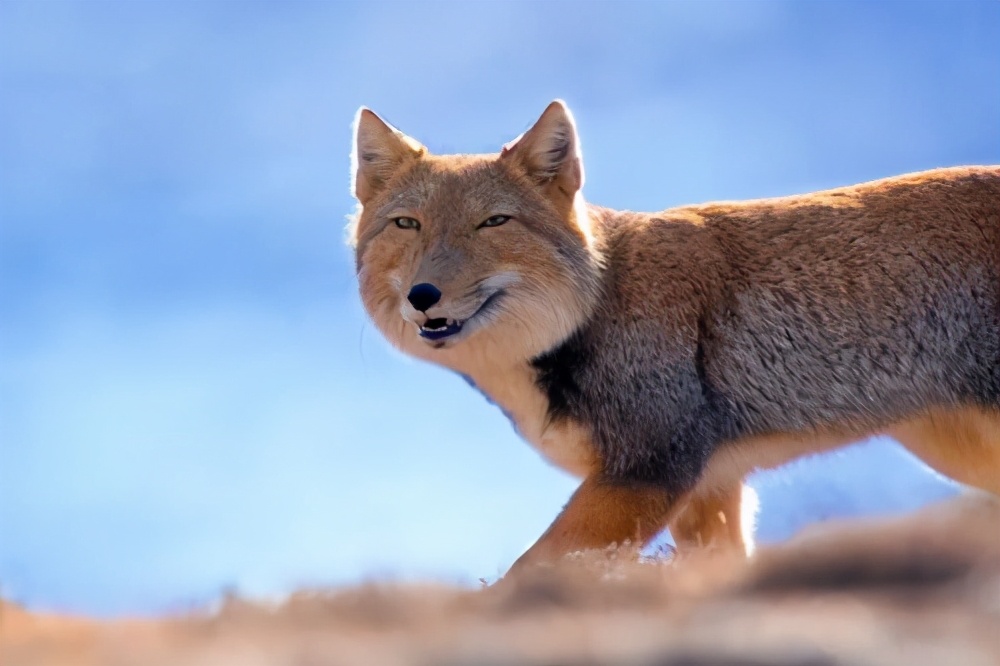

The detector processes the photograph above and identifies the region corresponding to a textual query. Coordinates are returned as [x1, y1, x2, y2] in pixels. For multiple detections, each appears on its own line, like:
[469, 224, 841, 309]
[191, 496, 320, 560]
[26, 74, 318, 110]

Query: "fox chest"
[458, 367, 598, 478]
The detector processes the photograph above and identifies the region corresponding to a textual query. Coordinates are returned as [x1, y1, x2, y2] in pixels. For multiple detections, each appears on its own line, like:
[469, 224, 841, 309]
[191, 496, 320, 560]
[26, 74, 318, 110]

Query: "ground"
[3, 494, 998, 666]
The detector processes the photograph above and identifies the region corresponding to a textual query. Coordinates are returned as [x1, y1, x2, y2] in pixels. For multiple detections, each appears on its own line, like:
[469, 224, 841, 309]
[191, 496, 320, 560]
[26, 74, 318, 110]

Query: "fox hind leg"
[890, 405, 1000, 495]
[669, 480, 758, 557]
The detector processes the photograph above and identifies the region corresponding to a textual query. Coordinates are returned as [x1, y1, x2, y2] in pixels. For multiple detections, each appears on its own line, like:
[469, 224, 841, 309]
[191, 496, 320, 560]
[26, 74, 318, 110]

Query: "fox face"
[349, 102, 602, 370]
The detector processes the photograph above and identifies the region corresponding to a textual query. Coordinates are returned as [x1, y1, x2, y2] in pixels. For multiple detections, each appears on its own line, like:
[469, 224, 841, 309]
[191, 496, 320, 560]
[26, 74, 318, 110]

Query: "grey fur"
[534, 169, 1000, 494]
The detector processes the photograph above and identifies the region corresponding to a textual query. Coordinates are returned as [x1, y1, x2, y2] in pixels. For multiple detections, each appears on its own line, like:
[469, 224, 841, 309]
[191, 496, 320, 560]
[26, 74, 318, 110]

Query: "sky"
[1, 0, 998, 616]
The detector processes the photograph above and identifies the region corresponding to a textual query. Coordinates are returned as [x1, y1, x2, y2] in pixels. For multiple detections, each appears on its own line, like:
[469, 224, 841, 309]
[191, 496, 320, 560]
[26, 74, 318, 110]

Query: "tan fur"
[669, 481, 756, 557]
[891, 406, 1000, 495]
[697, 407, 1000, 499]
[510, 476, 680, 572]
[349, 100, 1000, 572]
[689, 408, 1000, 554]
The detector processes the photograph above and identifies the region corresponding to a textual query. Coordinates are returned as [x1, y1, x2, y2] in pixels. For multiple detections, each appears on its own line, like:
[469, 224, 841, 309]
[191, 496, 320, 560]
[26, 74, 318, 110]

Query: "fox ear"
[501, 100, 584, 200]
[351, 108, 424, 204]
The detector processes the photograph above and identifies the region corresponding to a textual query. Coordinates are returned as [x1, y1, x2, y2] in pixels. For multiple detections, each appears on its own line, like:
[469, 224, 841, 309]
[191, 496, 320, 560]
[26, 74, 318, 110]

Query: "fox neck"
[430, 323, 600, 477]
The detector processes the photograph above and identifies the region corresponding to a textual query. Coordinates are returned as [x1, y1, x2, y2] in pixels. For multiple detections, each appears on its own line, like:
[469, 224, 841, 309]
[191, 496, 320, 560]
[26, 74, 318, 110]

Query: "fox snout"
[400, 281, 467, 343]
[406, 283, 442, 312]
[398, 275, 516, 345]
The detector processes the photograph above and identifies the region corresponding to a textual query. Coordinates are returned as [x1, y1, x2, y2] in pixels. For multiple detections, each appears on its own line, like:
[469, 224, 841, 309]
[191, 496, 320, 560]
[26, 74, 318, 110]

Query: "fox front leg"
[508, 474, 683, 573]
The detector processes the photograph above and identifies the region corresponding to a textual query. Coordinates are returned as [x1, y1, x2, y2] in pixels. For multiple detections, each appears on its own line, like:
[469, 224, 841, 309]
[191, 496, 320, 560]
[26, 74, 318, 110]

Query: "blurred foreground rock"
[3, 493, 999, 666]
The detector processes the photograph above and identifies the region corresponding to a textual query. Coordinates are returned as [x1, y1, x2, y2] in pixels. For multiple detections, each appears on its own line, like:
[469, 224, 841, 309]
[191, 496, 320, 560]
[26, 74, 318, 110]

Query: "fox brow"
[354, 159, 582, 249]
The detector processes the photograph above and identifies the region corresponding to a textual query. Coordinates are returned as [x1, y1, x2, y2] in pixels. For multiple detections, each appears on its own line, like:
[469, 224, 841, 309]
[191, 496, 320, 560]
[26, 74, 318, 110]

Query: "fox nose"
[407, 283, 442, 312]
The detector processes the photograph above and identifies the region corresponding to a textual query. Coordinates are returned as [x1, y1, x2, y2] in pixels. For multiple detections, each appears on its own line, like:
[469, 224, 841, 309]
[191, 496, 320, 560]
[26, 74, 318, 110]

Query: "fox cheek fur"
[348, 100, 1000, 572]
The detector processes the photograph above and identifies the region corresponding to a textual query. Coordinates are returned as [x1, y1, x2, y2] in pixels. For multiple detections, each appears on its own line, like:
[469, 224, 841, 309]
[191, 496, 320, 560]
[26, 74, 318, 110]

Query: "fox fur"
[348, 100, 1000, 571]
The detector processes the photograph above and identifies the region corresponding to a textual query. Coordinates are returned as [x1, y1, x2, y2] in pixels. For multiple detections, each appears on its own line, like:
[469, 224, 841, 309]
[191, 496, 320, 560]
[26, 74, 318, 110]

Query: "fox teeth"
[422, 318, 458, 332]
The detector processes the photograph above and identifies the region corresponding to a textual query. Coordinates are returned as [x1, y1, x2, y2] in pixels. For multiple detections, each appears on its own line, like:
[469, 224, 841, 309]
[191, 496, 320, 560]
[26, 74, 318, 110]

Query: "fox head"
[348, 101, 602, 370]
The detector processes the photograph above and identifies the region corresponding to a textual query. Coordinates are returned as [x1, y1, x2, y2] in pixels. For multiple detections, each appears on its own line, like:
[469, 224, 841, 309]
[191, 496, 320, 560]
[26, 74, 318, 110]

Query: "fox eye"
[478, 215, 511, 229]
[393, 217, 421, 230]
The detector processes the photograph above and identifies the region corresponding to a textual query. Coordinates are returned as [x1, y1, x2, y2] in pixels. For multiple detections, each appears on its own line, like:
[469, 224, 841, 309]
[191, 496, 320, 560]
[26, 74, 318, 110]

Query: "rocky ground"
[3, 493, 999, 666]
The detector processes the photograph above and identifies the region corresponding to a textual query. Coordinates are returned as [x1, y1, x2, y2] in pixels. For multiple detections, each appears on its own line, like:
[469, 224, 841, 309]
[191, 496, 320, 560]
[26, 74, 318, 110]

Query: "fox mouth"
[419, 317, 464, 340]
[417, 290, 506, 342]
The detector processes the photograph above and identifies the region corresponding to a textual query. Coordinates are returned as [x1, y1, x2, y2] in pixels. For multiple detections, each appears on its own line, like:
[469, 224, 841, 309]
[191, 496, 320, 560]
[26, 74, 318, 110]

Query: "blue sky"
[1, 0, 997, 616]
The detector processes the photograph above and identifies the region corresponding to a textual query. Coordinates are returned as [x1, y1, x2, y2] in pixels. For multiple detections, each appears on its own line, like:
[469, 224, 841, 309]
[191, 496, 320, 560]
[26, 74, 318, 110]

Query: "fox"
[348, 99, 1000, 572]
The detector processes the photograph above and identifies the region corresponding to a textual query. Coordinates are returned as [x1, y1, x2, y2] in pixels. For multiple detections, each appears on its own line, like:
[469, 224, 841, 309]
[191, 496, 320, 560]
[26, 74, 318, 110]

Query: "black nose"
[407, 283, 442, 312]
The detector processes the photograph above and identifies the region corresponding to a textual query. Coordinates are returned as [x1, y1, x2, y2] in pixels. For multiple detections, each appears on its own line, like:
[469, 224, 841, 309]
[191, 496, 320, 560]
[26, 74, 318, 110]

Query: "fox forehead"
[373, 155, 541, 222]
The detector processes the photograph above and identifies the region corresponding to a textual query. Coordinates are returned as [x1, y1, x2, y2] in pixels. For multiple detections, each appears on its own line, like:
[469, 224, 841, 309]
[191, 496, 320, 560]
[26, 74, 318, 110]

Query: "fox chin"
[347, 100, 1000, 573]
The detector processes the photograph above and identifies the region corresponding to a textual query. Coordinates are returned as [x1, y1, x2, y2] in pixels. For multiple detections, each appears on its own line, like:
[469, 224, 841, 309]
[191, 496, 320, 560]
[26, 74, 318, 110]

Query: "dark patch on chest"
[531, 331, 588, 422]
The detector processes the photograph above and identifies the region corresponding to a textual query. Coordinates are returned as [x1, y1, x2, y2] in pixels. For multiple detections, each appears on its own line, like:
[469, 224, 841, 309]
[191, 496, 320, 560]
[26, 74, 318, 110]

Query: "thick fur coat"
[349, 100, 1000, 570]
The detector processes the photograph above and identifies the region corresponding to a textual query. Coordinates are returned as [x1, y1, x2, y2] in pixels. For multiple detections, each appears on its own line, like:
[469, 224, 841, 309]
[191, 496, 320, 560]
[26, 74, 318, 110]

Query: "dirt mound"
[3, 493, 999, 666]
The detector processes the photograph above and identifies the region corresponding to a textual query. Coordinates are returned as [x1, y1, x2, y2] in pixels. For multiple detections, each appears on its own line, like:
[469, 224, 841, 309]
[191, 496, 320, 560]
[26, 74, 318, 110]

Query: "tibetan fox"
[348, 100, 1000, 571]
